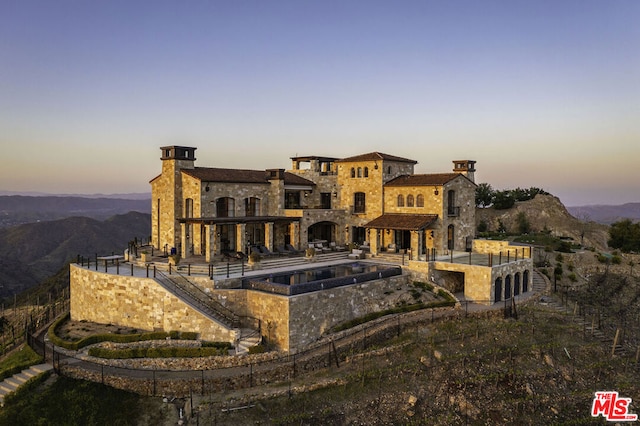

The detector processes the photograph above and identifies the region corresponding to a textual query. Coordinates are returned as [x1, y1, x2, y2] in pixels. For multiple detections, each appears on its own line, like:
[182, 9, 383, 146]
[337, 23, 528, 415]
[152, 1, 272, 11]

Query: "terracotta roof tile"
[336, 152, 417, 164]
[385, 173, 464, 187]
[182, 167, 314, 186]
[364, 214, 438, 230]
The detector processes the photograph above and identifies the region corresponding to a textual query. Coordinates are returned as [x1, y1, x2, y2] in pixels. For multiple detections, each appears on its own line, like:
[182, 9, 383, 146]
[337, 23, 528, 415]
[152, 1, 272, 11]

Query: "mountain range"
[567, 202, 640, 224]
[0, 195, 150, 228]
[0, 211, 150, 300]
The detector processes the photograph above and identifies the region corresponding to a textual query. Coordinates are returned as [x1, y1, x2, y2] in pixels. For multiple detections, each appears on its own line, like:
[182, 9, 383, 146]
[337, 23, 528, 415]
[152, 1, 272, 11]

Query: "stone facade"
[70, 264, 237, 343]
[150, 147, 478, 260]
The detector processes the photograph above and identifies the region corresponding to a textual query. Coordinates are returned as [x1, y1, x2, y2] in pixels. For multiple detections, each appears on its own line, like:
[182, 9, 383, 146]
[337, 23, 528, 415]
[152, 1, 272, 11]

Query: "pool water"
[263, 262, 387, 285]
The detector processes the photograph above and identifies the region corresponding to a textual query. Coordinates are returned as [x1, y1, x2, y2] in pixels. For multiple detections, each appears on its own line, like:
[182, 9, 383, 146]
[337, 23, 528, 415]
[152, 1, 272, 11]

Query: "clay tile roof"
[385, 173, 463, 187]
[364, 214, 439, 231]
[182, 167, 314, 186]
[336, 152, 417, 164]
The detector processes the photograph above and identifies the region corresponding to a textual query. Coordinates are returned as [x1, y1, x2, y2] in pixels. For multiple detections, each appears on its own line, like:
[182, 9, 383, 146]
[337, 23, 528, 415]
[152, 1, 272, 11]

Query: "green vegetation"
[0, 375, 160, 426]
[0, 345, 43, 382]
[88, 345, 230, 359]
[608, 219, 640, 253]
[49, 313, 199, 350]
[475, 184, 549, 209]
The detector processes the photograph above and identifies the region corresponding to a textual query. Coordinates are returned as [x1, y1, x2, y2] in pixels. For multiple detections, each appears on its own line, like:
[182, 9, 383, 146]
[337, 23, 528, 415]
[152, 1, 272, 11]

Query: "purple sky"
[1, 0, 638, 206]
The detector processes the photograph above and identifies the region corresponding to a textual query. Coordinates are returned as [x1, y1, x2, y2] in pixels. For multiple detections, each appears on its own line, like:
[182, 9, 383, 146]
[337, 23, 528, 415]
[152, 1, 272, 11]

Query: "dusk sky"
[1, 1, 638, 206]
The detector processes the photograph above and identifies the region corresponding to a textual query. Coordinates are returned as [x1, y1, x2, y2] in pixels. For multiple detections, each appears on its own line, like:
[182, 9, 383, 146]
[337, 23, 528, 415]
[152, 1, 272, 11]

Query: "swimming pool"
[242, 262, 402, 296]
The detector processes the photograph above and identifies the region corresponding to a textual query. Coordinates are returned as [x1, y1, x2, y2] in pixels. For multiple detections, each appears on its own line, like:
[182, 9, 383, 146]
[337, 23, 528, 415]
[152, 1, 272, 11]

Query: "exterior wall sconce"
[386, 229, 391, 235]
[333, 192, 338, 198]
[304, 191, 309, 198]
[205, 184, 210, 192]
[434, 188, 439, 195]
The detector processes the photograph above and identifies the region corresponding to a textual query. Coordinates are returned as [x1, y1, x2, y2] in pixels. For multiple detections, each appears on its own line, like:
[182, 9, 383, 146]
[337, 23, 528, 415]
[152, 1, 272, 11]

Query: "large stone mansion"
[150, 146, 478, 260]
[70, 146, 533, 352]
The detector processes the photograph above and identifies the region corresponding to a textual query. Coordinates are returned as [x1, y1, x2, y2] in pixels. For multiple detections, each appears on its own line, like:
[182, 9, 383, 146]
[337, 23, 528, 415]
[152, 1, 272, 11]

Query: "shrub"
[413, 281, 434, 292]
[568, 273, 577, 282]
[88, 346, 227, 359]
[477, 220, 488, 233]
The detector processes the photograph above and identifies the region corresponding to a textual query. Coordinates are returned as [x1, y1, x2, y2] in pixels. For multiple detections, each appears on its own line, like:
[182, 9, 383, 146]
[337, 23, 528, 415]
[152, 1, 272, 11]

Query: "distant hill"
[477, 194, 610, 250]
[0, 212, 150, 299]
[567, 203, 640, 224]
[0, 195, 150, 227]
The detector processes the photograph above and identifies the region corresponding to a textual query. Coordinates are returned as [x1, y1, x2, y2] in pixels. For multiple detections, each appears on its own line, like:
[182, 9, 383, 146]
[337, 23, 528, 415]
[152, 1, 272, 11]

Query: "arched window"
[351, 168, 356, 178]
[364, 167, 369, 177]
[387, 166, 392, 174]
[416, 194, 424, 207]
[447, 224, 454, 250]
[245, 197, 261, 216]
[216, 197, 235, 217]
[407, 194, 414, 207]
[397, 194, 404, 207]
[354, 192, 366, 213]
[357, 167, 362, 178]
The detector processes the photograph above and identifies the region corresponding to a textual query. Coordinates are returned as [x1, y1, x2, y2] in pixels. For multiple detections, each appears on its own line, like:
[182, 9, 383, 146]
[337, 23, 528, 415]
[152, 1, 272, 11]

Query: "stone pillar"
[236, 223, 247, 254]
[264, 222, 274, 251]
[180, 223, 188, 258]
[411, 230, 420, 260]
[290, 222, 300, 250]
[205, 224, 215, 263]
[370, 229, 379, 255]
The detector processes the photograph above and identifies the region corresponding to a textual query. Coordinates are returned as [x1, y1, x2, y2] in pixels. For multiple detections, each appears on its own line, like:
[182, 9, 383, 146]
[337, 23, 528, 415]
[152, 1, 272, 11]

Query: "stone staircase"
[0, 363, 53, 406]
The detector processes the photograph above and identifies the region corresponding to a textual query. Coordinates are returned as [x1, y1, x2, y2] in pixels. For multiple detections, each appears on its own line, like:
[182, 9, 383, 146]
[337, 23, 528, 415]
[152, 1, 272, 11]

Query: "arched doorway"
[523, 270, 530, 292]
[505, 275, 512, 299]
[308, 221, 337, 243]
[514, 272, 521, 296]
[494, 277, 502, 303]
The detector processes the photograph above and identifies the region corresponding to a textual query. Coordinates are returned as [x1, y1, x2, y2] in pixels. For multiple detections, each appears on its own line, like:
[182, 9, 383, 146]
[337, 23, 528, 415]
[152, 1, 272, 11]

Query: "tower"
[452, 160, 476, 183]
[151, 146, 197, 252]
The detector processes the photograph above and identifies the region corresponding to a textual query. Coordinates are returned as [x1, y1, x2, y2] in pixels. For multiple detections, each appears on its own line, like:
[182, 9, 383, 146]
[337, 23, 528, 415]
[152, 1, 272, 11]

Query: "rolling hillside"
[0, 195, 150, 227]
[0, 212, 150, 299]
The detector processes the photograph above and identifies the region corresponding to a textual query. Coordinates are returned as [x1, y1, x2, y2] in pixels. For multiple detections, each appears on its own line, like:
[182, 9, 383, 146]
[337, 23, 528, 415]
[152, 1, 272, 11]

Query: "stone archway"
[494, 277, 502, 303]
[514, 272, 521, 296]
[505, 275, 512, 299]
[307, 221, 337, 243]
[523, 270, 530, 292]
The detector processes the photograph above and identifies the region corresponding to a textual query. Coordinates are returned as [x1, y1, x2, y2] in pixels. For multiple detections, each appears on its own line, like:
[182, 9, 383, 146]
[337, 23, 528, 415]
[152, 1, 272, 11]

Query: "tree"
[516, 212, 531, 234]
[493, 190, 515, 210]
[608, 219, 640, 252]
[475, 183, 494, 208]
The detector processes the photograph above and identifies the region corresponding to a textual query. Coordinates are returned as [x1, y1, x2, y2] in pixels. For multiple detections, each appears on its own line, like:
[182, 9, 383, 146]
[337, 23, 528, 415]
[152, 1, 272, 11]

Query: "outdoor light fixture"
[205, 184, 210, 192]
[434, 188, 439, 195]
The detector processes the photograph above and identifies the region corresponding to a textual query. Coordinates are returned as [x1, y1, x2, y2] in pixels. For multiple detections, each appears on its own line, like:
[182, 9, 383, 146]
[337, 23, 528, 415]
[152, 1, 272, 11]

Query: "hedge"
[87, 346, 228, 359]
[48, 314, 199, 351]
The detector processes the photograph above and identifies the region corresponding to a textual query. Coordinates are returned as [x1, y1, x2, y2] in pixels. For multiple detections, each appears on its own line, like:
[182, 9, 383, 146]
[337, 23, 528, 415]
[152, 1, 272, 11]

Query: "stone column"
[370, 229, 379, 255]
[205, 224, 216, 263]
[265, 222, 274, 251]
[290, 222, 300, 250]
[236, 223, 247, 254]
[180, 223, 188, 258]
[411, 230, 420, 260]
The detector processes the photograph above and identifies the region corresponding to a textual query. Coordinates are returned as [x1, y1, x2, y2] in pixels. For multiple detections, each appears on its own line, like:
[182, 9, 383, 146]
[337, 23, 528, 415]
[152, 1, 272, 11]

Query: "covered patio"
[178, 216, 302, 262]
[364, 213, 438, 259]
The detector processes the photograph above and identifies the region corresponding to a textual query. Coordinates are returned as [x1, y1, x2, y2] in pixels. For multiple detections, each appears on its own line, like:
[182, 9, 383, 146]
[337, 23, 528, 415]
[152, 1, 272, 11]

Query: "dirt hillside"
[476, 194, 610, 250]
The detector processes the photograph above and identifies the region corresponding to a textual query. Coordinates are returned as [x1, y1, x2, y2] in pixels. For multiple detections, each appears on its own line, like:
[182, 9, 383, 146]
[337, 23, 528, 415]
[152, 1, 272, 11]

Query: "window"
[364, 167, 369, 177]
[407, 194, 414, 207]
[354, 192, 366, 213]
[387, 166, 392, 174]
[357, 167, 362, 178]
[351, 168, 356, 178]
[185, 198, 193, 218]
[285, 191, 301, 209]
[397, 194, 404, 207]
[416, 194, 424, 207]
[320, 192, 332, 209]
[245, 197, 261, 216]
[216, 197, 235, 217]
